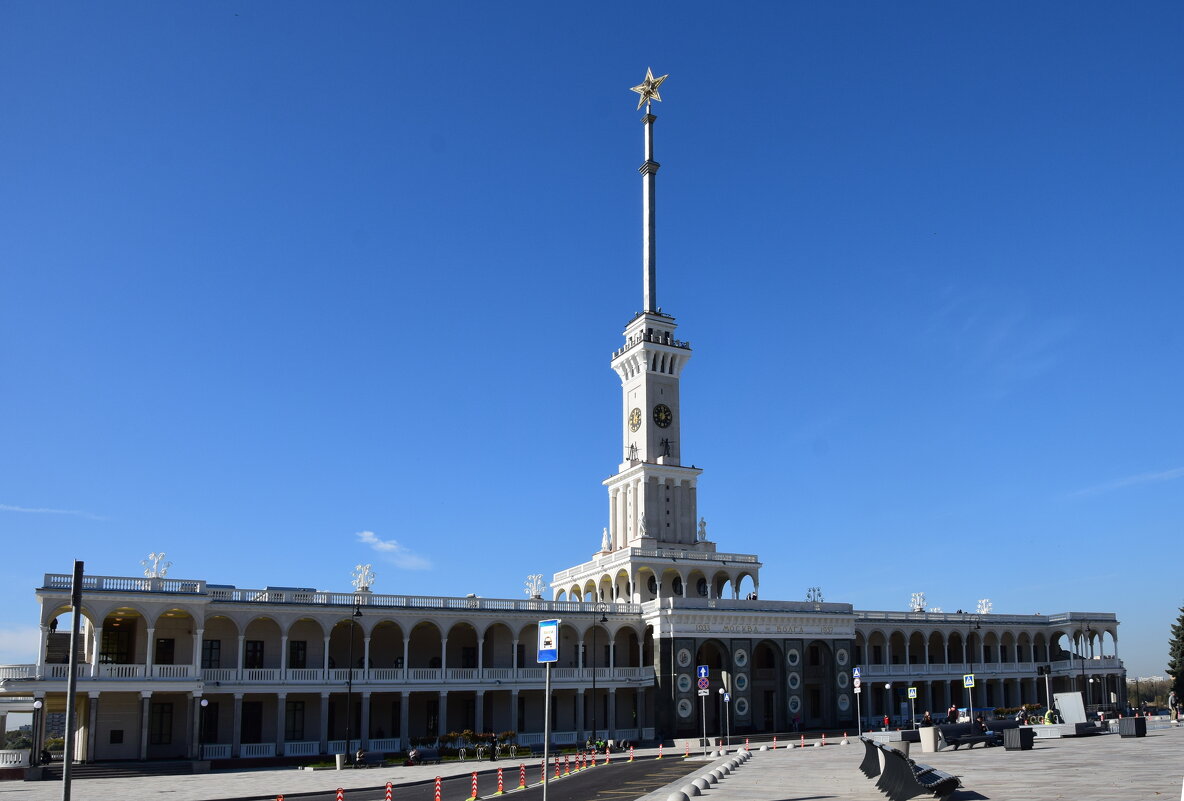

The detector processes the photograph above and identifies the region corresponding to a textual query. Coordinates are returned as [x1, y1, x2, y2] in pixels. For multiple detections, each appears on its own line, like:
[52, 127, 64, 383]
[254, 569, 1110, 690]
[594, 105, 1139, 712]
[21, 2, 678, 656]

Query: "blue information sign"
[537, 619, 560, 664]
[697, 665, 710, 679]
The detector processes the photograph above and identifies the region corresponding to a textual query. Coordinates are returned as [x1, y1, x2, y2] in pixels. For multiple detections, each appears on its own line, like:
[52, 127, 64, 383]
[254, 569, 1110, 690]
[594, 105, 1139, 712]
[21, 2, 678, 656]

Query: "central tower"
[602, 70, 704, 552]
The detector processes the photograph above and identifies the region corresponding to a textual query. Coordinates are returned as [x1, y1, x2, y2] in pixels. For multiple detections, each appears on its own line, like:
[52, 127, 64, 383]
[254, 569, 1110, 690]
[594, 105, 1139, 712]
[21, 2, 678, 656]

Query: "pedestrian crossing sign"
[963, 674, 975, 688]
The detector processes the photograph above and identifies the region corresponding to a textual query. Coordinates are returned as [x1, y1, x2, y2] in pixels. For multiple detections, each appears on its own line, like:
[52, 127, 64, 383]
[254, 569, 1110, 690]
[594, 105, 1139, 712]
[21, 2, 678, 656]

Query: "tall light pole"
[966, 620, 980, 724]
[591, 602, 608, 744]
[717, 685, 731, 746]
[345, 602, 362, 762]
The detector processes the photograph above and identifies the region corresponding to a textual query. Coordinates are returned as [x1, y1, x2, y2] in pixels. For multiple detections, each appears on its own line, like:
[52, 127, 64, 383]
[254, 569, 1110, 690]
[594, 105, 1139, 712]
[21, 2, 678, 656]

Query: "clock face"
[628, 407, 642, 432]
[653, 403, 673, 428]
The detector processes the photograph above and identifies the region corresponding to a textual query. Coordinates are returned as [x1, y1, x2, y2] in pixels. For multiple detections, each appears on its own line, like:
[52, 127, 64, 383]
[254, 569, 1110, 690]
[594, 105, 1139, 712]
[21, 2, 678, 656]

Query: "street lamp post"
[198, 697, 209, 758]
[1079, 624, 1091, 712]
[717, 685, 731, 746]
[966, 620, 981, 724]
[591, 602, 608, 745]
[345, 602, 362, 763]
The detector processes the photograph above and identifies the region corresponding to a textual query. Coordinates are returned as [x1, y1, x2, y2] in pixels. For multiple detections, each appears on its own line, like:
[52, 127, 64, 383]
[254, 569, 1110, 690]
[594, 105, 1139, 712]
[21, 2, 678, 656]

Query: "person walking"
[946, 703, 958, 724]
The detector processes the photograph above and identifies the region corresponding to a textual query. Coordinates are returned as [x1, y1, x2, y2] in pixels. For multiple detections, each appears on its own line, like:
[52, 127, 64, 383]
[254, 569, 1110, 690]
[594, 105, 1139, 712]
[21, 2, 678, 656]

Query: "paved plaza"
[3, 729, 1183, 801]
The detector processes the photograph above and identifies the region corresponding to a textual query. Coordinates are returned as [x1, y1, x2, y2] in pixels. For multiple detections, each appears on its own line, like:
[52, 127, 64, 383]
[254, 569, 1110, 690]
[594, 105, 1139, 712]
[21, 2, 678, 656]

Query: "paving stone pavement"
[4, 730, 1184, 801]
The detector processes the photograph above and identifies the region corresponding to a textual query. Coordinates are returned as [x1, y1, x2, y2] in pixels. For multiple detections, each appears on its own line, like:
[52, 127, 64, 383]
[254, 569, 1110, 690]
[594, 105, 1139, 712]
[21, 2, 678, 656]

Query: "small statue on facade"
[601, 527, 610, 551]
[141, 552, 172, 579]
[351, 563, 376, 593]
[524, 574, 545, 600]
[638, 516, 647, 536]
[697, 518, 707, 542]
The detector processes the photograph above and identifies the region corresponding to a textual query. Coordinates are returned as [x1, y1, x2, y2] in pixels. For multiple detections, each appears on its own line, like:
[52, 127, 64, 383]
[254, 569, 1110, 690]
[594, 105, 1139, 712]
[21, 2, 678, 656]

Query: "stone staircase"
[39, 760, 196, 781]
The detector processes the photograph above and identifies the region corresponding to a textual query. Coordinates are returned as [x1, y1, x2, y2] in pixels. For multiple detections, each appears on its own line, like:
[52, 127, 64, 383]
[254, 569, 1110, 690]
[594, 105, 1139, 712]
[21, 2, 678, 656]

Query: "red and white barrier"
[496, 768, 504, 795]
[657, 743, 664, 759]
[518, 763, 526, 789]
[336, 789, 345, 801]
[434, 776, 442, 801]
[469, 771, 478, 800]
[385, 782, 393, 801]
[629, 745, 635, 762]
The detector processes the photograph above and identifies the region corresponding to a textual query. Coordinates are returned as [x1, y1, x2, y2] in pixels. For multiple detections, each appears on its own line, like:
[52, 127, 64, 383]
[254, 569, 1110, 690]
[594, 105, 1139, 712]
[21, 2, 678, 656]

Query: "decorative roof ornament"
[806, 586, 824, 604]
[630, 67, 668, 111]
[351, 563, 376, 592]
[976, 598, 993, 615]
[141, 552, 172, 579]
[524, 574, 544, 600]
[910, 592, 927, 612]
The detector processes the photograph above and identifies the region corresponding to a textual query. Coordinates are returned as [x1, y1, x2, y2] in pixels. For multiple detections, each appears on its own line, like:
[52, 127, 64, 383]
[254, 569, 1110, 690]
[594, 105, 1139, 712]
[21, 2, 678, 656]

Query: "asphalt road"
[261, 758, 704, 801]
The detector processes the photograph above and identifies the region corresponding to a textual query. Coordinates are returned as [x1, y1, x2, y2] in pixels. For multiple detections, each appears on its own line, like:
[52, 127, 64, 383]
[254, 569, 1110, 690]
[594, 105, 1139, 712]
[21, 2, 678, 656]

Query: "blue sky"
[1, 2, 1181, 680]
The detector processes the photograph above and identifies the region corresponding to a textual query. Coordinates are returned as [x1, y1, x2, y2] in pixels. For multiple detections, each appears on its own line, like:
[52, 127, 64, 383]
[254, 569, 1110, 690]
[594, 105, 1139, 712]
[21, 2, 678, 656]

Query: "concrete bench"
[876, 743, 961, 801]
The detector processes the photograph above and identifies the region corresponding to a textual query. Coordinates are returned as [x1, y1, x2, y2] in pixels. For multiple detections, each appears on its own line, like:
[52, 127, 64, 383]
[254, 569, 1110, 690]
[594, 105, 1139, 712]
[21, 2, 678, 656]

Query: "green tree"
[1167, 603, 1184, 699]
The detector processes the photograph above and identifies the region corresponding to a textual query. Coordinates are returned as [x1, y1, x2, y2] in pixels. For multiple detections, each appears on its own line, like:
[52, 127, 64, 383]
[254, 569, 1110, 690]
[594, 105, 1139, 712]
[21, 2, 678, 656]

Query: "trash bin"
[1119, 717, 1147, 738]
[918, 727, 939, 753]
[335, 753, 347, 770]
[1003, 727, 1035, 751]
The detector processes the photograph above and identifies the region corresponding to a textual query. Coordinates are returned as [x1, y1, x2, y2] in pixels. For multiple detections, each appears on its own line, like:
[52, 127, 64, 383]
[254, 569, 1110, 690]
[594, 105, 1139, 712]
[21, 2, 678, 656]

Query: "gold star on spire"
[630, 67, 668, 111]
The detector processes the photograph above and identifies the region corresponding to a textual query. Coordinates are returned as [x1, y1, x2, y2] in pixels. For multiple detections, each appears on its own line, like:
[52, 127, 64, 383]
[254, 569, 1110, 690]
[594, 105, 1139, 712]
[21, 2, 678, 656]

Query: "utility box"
[1118, 717, 1147, 738]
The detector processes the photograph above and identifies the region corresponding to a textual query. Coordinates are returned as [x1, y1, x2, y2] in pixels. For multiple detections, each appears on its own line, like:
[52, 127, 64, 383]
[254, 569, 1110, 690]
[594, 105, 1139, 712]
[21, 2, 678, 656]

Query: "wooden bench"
[875, 743, 961, 801]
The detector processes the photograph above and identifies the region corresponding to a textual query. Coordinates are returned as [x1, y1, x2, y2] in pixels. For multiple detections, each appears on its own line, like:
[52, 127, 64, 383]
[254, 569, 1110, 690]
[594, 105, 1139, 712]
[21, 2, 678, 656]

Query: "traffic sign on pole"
[853, 677, 861, 689]
[697, 677, 710, 690]
[907, 687, 917, 699]
[963, 674, 975, 688]
[852, 667, 861, 679]
[697, 689, 709, 697]
[697, 665, 710, 679]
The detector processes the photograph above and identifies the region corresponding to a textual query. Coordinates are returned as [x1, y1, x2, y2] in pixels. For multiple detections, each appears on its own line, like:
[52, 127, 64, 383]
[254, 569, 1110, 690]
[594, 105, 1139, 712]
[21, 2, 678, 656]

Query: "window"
[289, 640, 307, 670]
[155, 638, 175, 666]
[201, 640, 221, 669]
[285, 700, 305, 741]
[149, 702, 173, 745]
[244, 640, 264, 670]
[241, 701, 263, 744]
[100, 629, 132, 664]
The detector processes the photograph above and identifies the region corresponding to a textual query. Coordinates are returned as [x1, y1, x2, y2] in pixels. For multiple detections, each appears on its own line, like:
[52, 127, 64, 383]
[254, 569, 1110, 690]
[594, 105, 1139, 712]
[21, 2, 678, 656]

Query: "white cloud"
[0, 503, 105, 521]
[356, 530, 432, 570]
[1071, 466, 1184, 497]
[0, 626, 41, 664]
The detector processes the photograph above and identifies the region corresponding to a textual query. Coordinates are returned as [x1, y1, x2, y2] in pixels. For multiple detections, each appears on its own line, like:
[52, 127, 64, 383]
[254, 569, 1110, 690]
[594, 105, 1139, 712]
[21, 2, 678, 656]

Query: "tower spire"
[631, 68, 668, 313]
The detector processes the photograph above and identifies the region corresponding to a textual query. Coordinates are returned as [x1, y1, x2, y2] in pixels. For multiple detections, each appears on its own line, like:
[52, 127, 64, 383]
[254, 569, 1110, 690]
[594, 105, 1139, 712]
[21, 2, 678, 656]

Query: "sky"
[1, 2, 1181, 682]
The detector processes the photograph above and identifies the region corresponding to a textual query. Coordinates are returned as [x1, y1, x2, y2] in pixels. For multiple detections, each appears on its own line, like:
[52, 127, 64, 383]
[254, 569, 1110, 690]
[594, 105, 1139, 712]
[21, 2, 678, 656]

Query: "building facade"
[0, 76, 1126, 766]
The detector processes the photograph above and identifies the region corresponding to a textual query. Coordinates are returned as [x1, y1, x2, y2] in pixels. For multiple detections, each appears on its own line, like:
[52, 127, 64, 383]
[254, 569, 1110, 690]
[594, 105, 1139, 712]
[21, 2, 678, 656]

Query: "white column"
[475, 690, 485, 735]
[319, 693, 330, 754]
[87, 692, 100, 762]
[360, 692, 371, 748]
[236, 635, 245, 676]
[399, 691, 410, 742]
[363, 636, 371, 677]
[511, 640, 519, 673]
[139, 691, 152, 760]
[193, 629, 204, 674]
[280, 635, 289, 674]
[440, 639, 447, 676]
[91, 626, 103, 671]
[437, 692, 448, 737]
[323, 636, 331, 672]
[145, 627, 156, 673]
[402, 637, 410, 673]
[232, 693, 243, 757]
[577, 688, 586, 737]
[37, 625, 48, 678]
[608, 688, 617, 738]
[477, 639, 484, 677]
[276, 693, 287, 756]
[190, 694, 201, 759]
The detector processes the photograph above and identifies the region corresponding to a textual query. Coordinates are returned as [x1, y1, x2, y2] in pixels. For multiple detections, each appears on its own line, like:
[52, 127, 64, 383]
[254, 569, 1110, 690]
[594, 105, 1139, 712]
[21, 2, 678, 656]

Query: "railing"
[287, 669, 324, 682]
[368, 669, 404, 682]
[614, 728, 638, 742]
[857, 659, 1124, 678]
[201, 744, 231, 760]
[152, 665, 192, 679]
[0, 750, 30, 767]
[202, 668, 238, 682]
[206, 585, 641, 614]
[42, 574, 206, 594]
[329, 669, 363, 682]
[48, 664, 92, 679]
[242, 669, 280, 682]
[368, 737, 401, 752]
[327, 739, 348, 754]
[0, 665, 37, 679]
[446, 668, 478, 681]
[407, 668, 443, 682]
[284, 741, 319, 756]
[241, 743, 276, 757]
[641, 727, 655, 741]
[483, 668, 515, 680]
[97, 664, 145, 679]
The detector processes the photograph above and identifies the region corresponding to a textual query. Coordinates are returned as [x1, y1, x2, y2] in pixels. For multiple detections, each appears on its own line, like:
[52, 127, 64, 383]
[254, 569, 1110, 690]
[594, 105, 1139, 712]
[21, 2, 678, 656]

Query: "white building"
[0, 74, 1125, 769]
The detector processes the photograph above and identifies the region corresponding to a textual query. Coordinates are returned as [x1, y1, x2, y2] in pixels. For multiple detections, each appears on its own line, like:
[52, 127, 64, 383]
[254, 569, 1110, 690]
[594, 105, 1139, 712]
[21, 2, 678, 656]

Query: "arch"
[635, 567, 658, 602]
[709, 570, 731, 600]
[801, 639, 834, 728]
[927, 631, 945, 664]
[150, 607, 198, 666]
[613, 626, 641, 668]
[981, 630, 999, 663]
[660, 567, 685, 598]
[736, 572, 757, 600]
[99, 606, 149, 665]
[445, 621, 479, 671]
[946, 631, 964, 665]
[243, 616, 283, 669]
[287, 617, 326, 670]
[887, 631, 907, 665]
[568, 585, 582, 602]
[907, 631, 926, 665]
[367, 619, 405, 669]
[866, 631, 889, 665]
[201, 615, 239, 670]
[555, 589, 568, 602]
[750, 639, 783, 732]
[482, 622, 515, 669]
[406, 620, 443, 669]
[686, 569, 710, 599]
[612, 569, 632, 603]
